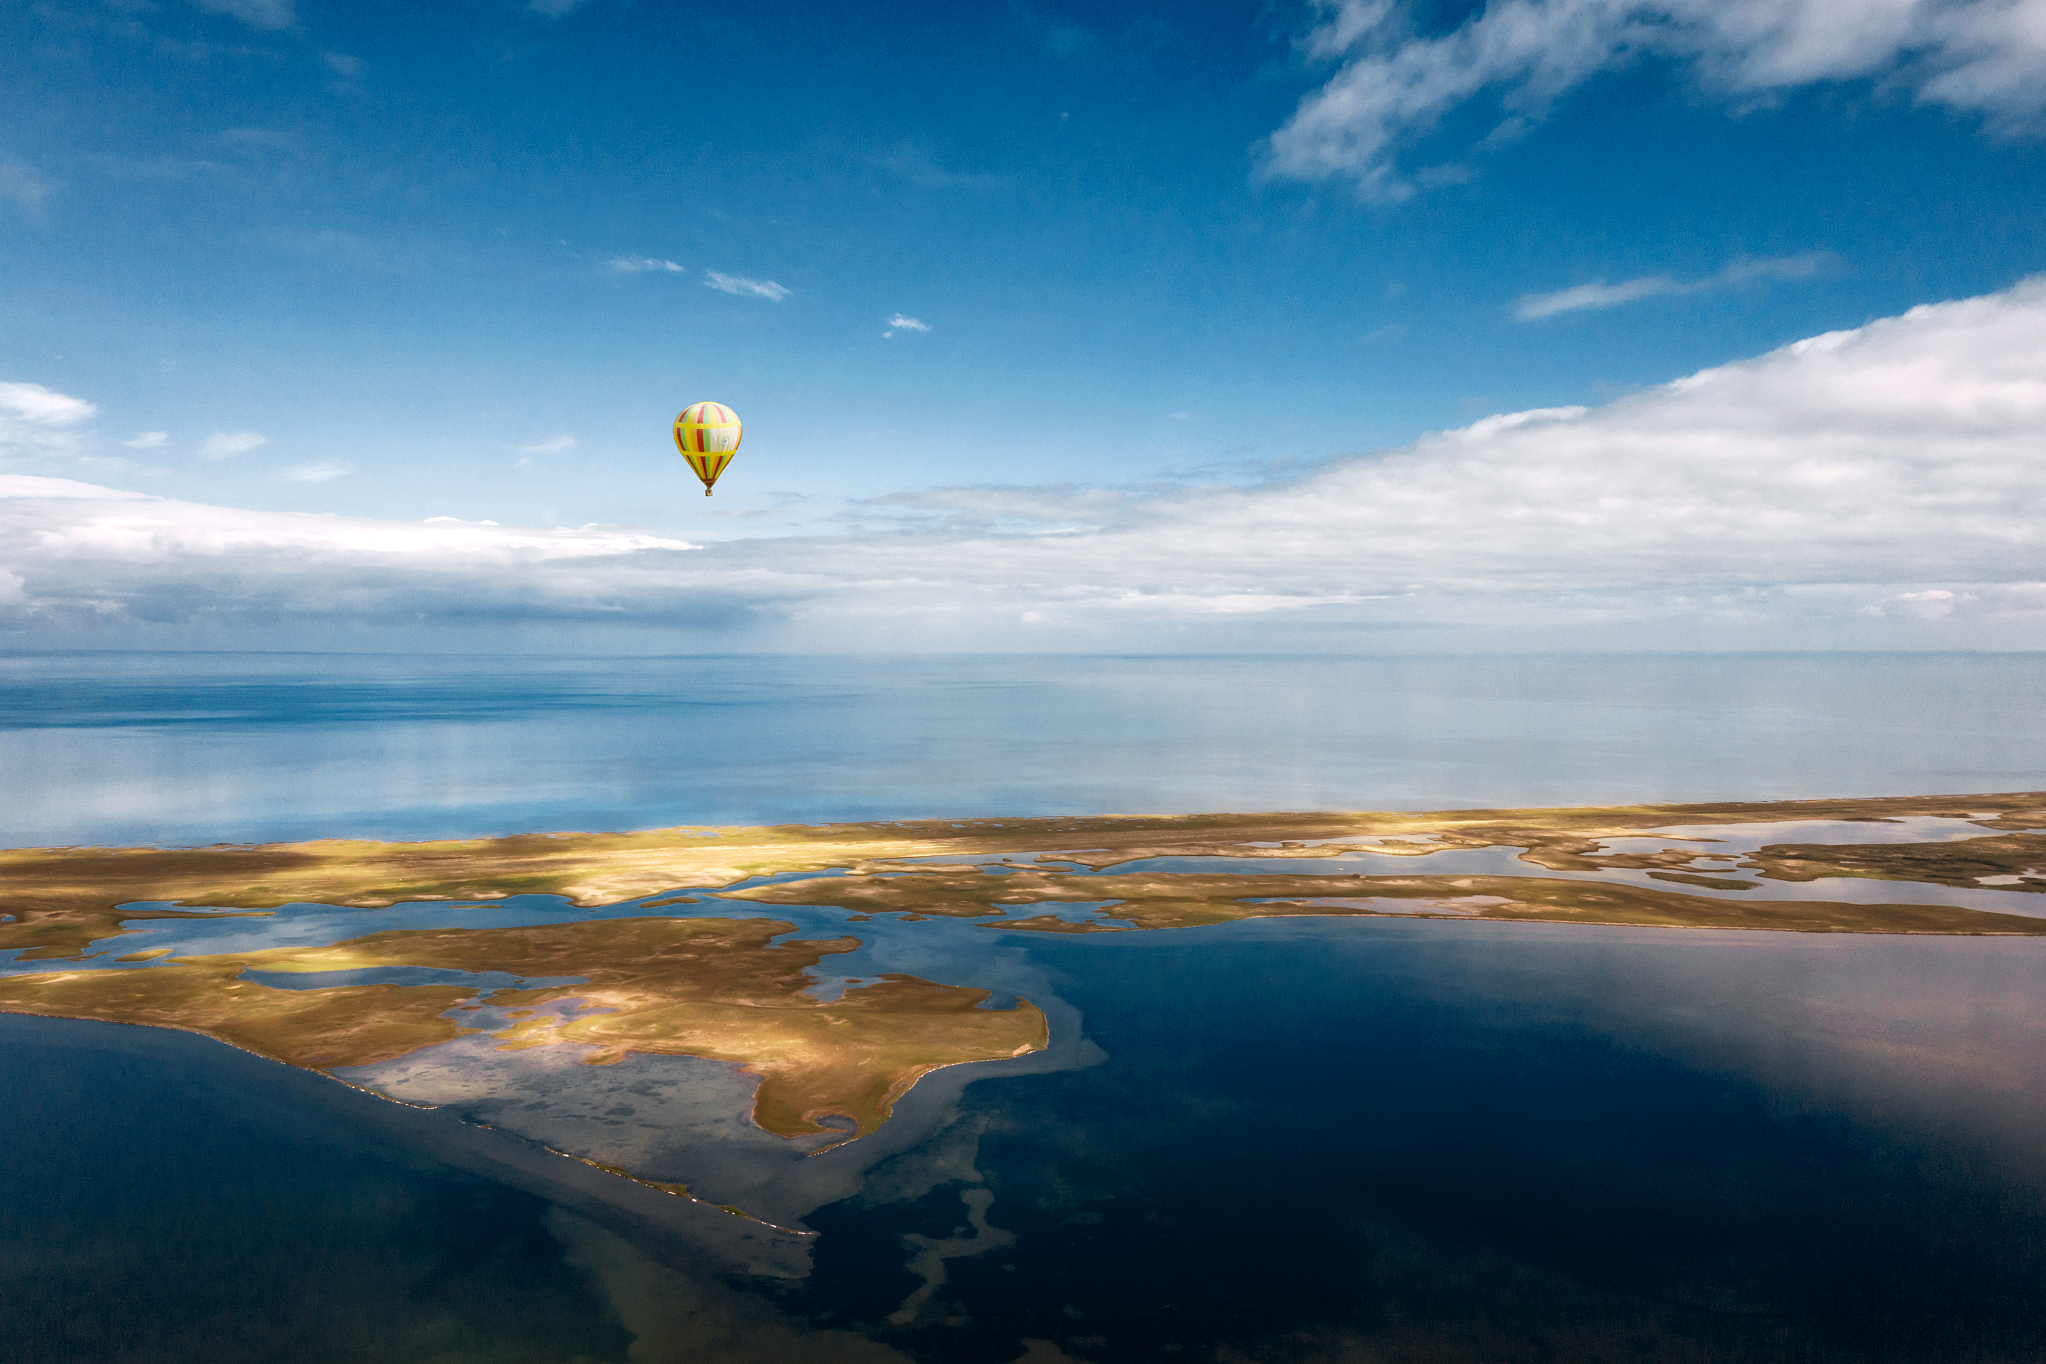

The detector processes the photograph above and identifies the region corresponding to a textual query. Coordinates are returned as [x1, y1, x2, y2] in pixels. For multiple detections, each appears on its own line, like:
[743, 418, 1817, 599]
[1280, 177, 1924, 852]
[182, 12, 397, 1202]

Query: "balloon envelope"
[674, 401, 742, 495]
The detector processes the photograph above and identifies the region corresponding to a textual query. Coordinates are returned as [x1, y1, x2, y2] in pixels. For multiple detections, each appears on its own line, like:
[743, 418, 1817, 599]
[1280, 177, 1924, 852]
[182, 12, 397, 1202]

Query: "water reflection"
[796, 920, 2046, 1361]
[6, 908, 2046, 1359]
[7, 651, 2046, 847]
[9, 649, 2046, 1359]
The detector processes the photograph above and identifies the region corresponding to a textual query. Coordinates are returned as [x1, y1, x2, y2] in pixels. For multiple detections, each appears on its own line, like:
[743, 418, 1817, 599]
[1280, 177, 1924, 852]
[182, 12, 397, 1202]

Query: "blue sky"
[3, 0, 2045, 649]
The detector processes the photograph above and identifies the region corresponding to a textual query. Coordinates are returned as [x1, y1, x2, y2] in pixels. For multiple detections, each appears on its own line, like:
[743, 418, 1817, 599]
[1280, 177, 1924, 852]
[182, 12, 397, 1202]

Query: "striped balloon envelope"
[673, 401, 743, 495]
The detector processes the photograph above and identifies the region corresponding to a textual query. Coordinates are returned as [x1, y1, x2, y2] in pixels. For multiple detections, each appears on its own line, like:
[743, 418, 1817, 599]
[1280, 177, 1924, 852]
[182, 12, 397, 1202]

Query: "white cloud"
[0, 479, 701, 632]
[704, 271, 791, 302]
[1268, 0, 2046, 200]
[5, 278, 2046, 648]
[200, 431, 266, 459]
[884, 313, 931, 337]
[1, 476, 150, 501]
[124, 432, 170, 449]
[520, 435, 576, 453]
[323, 52, 362, 77]
[1, 382, 96, 470]
[608, 256, 686, 274]
[284, 463, 351, 482]
[1, 382, 95, 426]
[1516, 252, 1831, 318]
[529, 0, 593, 15]
[191, 0, 294, 30]
[1518, 277, 1689, 318]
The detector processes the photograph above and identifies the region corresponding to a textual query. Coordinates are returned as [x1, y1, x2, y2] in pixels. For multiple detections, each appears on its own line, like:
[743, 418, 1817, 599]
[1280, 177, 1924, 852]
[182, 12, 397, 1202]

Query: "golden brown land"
[0, 916, 1046, 1140]
[1743, 831, 2046, 891]
[3, 792, 2045, 963]
[721, 866, 2046, 936]
[5, 792, 2044, 960]
[3, 792, 2043, 1167]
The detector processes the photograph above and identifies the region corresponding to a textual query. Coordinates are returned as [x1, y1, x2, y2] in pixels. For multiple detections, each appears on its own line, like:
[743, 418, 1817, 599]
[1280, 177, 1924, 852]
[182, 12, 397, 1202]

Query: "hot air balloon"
[673, 401, 742, 496]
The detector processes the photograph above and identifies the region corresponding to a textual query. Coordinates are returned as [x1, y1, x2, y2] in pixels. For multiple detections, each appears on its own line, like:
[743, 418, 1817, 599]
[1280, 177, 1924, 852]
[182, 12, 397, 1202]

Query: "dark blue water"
[8, 919, 2045, 1361]
[789, 922, 2046, 1361]
[0, 1016, 634, 1364]
[6, 652, 2046, 1361]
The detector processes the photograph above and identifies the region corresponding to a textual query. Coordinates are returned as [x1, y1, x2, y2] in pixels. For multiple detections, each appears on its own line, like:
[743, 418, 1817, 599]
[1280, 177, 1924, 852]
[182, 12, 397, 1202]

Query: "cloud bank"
[1270, 0, 2046, 200]
[4, 278, 2045, 650]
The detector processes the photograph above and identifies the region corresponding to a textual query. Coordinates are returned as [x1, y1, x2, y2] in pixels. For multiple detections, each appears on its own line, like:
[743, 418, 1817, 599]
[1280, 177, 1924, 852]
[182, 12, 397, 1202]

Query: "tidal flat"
[12, 652, 2046, 1360]
[5, 790, 2044, 961]
[1, 794, 2042, 1190]
[8, 788, 2046, 1359]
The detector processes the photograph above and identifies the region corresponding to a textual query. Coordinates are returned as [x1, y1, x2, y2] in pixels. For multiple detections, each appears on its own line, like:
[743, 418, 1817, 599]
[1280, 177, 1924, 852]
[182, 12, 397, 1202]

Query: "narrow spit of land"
[1, 792, 2043, 1157]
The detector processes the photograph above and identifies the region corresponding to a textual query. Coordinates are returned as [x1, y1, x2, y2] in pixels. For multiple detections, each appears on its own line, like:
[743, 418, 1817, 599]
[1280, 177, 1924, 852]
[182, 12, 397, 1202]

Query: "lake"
[4, 650, 2045, 1362]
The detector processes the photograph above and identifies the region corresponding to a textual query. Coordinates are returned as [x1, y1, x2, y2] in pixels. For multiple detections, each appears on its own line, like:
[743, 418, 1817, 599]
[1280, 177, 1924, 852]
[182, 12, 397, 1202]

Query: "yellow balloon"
[673, 401, 742, 496]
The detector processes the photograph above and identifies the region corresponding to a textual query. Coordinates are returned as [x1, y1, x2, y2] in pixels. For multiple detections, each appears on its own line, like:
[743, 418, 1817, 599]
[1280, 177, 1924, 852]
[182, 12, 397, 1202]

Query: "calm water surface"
[3, 650, 2043, 845]
[5, 651, 2046, 1362]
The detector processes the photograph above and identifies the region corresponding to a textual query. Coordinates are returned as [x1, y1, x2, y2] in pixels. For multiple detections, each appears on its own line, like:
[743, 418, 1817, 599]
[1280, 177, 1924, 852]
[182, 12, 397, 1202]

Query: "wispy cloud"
[200, 431, 266, 459]
[704, 271, 791, 302]
[528, 0, 593, 15]
[259, 229, 413, 274]
[867, 144, 1006, 190]
[1268, 0, 2046, 201]
[0, 157, 53, 212]
[192, 0, 294, 31]
[322, 52, 361, 77]
[123, 432, 169, 449]
[608, 256, 686, 274]
[1021, 9, 1096, 58]
[8, 279, 2046, 648]
[285, 463, 351, 482]
[884, 313, 931, 337]
[520, 435, 576, 453]
[1515, 253, 1831, 319]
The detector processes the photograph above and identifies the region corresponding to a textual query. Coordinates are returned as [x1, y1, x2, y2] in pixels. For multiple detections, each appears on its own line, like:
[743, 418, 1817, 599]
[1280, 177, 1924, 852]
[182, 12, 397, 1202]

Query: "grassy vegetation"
[1744, 831, 2046, 891]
